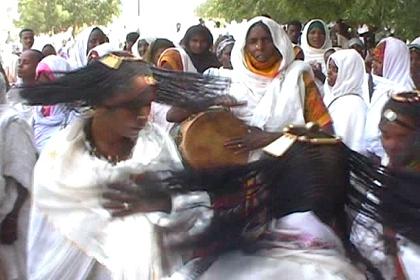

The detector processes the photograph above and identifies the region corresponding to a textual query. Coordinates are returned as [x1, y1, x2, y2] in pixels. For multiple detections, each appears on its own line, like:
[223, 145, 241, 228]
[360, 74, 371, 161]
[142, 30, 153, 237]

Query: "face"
[287, 25, 301, 44]
[99, 76, 156, 141]
[152, 47, 169, 66]
[219, 44, 233, 69]
[42, 45, 56, 57]
[380, 116, 417, 168]
[138, 42, 149, 57]
[307, 27, 326, 49]
[20, 31, 34, 50]
[410, 49, 420, 88]
[17, 51, 40, 82]
[87, 30, 106, 54]
[245, 24, 277, 63]
[372, 42, 385, 76]
[188, 34, 209, 55]
[327, 59, 338, 86]
[324, 49, 335, 65]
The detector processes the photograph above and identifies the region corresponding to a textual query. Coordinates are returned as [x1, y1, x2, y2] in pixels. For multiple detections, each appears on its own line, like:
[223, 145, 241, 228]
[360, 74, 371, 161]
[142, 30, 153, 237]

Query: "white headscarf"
[300, 19, 332, 71]
[229, 16, 308, 133]
[86, 42, 118, 60]
[326, 49, 365, 100]
[380, 37, 414, 89]
[68, 27, 106, 69]
[131, 37, 154, 58]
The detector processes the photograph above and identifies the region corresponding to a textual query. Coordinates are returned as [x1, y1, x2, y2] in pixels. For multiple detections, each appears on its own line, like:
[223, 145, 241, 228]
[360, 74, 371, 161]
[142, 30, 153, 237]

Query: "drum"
[174, 110, 249, 169]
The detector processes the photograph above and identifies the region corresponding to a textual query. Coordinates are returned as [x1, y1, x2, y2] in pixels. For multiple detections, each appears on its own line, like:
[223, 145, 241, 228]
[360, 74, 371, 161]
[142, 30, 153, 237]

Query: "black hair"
[287, 20, 302, 30]
[126, 32, 140, 43]
[144, 38, 175, 64]
[42, 44, 55, 51]
[19, 55, 231, 109]
[181, 24, 214, 50]
[23, 49, 44, 63]
[381, 91, 420, 129]
[19, 28, 34, 38]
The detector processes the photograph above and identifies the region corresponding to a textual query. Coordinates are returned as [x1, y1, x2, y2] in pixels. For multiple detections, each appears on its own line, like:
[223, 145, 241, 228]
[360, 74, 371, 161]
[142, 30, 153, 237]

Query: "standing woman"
[301, 19, 332, 93]
[158, 24, 220, 73]
[325, 49, 367, 153]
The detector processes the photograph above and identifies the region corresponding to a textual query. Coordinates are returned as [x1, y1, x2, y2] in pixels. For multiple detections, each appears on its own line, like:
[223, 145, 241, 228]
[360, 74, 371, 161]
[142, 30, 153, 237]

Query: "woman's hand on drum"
[102, 182, 172, 217]
[212, 95, 247, 108]
[224, 127, 282, 153]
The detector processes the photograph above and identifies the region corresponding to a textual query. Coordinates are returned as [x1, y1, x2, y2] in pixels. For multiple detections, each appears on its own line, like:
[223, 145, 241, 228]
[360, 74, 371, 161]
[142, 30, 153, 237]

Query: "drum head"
[180, 111, 248, 169]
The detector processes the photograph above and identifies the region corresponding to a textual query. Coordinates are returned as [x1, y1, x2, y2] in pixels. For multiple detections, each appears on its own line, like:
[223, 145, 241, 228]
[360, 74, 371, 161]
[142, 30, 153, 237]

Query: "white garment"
[68, 27, 106, 69]
[0, 105, 36, 280]
[301, 19, 332, 73]
[86, 42, 118, 60]
[324, 49, 367, 153]
[33, 55, 76, 152]
[28, 119, 212, 280]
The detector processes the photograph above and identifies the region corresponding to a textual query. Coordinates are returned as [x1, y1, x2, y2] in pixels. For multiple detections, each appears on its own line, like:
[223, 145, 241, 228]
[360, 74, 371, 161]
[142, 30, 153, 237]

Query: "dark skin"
[87, 29, 107, 55]
[98, 76, 172, 216]
[410, 49, 420, 89]
[0, 178, 28, 244]
[20, 31, 34, 51]
[17, 50, 41, 85]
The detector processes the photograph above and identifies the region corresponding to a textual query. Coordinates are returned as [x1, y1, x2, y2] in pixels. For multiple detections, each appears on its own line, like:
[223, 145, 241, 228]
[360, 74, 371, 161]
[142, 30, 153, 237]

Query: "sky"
[0, 0, 207, 49]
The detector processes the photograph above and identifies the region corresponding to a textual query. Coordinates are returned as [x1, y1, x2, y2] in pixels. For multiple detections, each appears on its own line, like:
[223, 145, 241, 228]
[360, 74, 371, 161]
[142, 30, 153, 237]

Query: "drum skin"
[178, 110, 249, 169]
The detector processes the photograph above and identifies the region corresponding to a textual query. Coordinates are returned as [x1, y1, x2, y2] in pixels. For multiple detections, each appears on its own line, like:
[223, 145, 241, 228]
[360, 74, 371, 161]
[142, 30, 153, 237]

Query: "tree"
[16, 0, 121, 35]
[197, 0, 419, 40]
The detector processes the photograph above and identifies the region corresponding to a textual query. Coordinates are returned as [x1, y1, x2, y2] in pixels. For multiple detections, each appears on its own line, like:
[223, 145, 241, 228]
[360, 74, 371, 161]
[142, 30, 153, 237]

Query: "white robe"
[324, 49, 367, 153]
[0, 105, 36, 280]
[28, 119, 212, 280]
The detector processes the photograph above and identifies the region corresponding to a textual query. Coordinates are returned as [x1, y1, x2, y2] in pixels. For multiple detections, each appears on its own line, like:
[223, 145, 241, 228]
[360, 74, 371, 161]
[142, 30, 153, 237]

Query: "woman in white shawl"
[68, 27, 107, 69]
[364, 37, 415, 162]
[32, 55, 75, 152]
[25, 55, 212, 280]
[324, 49, 367, 153]
[0, 102, 36, 280]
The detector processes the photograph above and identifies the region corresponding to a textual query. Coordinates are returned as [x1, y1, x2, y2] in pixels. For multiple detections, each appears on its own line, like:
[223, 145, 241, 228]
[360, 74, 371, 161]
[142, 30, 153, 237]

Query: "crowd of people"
[0, 14, 419, 280]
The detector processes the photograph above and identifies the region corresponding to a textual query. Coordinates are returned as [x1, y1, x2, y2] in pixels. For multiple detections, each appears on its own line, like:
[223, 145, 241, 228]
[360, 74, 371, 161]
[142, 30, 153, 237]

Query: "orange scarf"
[244, 51, 281, 78]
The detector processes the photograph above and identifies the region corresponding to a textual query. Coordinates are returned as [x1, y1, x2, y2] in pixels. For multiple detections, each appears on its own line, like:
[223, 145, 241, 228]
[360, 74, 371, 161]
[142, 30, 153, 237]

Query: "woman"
[143, 38, 175, 66]
[325, 49, 367, 153]
[68, 27, 107, 69]
[364, 37, 415, 162]
[352, 91, 420, 279]
[158, 24, 220, 73]
[204, 35, 235, 77]
[301, 19, 332, 84]
[23, 55, 214, 279]
[131, 38, 152, 59]
[408, 37, 420, 90]
[32, 55, 76, 152]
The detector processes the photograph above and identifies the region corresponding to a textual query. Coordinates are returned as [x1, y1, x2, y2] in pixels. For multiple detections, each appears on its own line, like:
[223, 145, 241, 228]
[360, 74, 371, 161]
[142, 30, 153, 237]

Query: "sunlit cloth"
[68, 27, 106, 69]
[87, 42, 118, 61]
[324, 49, 367, 153]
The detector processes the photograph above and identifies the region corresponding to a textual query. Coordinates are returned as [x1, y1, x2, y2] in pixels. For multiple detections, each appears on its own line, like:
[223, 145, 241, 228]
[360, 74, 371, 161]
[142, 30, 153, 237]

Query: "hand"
[212, 95, 247, 108]
[224, 127, 281, 153]
[0, 214, 18, 244]
[102, 182, 172, 217]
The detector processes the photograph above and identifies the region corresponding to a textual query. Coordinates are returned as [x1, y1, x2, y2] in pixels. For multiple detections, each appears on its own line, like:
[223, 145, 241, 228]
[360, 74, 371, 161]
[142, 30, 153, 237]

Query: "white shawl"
[30, 119, 212, 279]
[229, 16, 307, 132]
[301, 19, 332, 73]
[324, 49, 367, 153]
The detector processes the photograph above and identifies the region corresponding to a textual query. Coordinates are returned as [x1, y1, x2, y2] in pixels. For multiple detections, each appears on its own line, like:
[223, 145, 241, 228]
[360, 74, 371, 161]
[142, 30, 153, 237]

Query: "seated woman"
[22, 55, 215, 280]
[168, 16, 333, 160]
[351, 91, 420, 279]
[324, 49, 367, 153]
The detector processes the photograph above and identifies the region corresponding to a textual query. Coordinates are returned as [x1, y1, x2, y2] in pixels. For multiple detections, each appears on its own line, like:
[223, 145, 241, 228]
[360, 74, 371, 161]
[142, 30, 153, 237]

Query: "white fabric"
[130, 38, 154, 59]
[68, 27, 106, 69]
[301, 19, 332, 73]
[33, 55, 76, 152]
[324, 49, 367, 153]
[86, 42, 117, 59]
[0, 105, 36, 280]
[199, 212, 364, 280]
[28, 119, 212, 280]
[410, 37, 420, 46]
[229, 16, 307, 133]
[380, 37, 415, 89]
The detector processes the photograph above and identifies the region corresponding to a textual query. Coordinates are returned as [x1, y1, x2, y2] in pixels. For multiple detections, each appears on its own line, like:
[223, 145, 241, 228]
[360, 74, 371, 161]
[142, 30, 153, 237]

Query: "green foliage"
[197, 0, 419, 40]
[16, 0, 121, 35]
